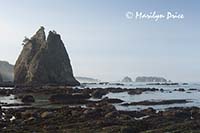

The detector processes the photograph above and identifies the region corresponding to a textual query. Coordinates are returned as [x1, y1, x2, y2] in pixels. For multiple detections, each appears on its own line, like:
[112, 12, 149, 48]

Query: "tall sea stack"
[14, 27, 80, 86]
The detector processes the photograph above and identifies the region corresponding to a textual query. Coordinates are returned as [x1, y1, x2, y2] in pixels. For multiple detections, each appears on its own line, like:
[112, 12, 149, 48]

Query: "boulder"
[21, 95, 35, 103]
[41, 111, 53, 118]
[49, 93, 90, 104]
[92, 89, 108, 99]
[14, 26, 80, 86]
[174, 88, 185, 92]
[141, 107, 156, 114]
[101, 97, 124, 103]
[21, 110, 36, 119]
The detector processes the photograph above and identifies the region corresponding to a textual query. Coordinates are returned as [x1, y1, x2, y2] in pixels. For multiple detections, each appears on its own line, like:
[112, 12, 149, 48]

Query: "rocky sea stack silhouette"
[121, 76, 133, 82]
[14, 27, 80, 86]
[0, 60, 14, 82]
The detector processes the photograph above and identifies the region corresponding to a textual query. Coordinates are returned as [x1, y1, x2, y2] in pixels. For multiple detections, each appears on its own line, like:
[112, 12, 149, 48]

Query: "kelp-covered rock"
[14, 27, 80, 86]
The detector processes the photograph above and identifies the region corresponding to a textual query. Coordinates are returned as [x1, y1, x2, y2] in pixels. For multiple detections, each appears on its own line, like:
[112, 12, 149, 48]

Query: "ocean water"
[83, 82, 200, 110]
[1, 82, 200, 110]
[82, 82, 200, 90]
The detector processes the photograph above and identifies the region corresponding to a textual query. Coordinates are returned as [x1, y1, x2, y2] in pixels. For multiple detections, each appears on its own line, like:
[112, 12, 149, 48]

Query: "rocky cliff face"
[14, 27, 80, 86]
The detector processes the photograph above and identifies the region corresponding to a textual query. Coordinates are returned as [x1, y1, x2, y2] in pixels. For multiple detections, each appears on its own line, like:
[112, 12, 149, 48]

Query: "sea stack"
[0, 60, 14, 82]
[121, 76, 133, 82]
[14, 26, 80, 86]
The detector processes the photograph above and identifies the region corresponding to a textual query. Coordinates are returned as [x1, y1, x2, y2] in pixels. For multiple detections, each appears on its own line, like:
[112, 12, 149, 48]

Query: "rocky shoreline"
[0, 86, 200, 132]
[0, 86, 198, 107]
[1, 103, 200, 132]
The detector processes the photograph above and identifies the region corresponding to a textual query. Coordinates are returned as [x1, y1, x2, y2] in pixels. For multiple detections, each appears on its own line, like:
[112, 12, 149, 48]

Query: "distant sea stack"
[122, 76, 133, 82]
[0, 61, 14, 82]
[135, 76, 167, 82]
[14, 26, 80, 86]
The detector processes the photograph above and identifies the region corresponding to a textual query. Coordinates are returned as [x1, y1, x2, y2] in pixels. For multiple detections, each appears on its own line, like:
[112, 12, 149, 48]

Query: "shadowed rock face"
[0, 73, 3, 82]
[14, 27, 80, 86]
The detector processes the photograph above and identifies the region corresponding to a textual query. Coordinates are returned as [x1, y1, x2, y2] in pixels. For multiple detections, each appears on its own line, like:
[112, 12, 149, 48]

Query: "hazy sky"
[0, 0, 200, 82]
